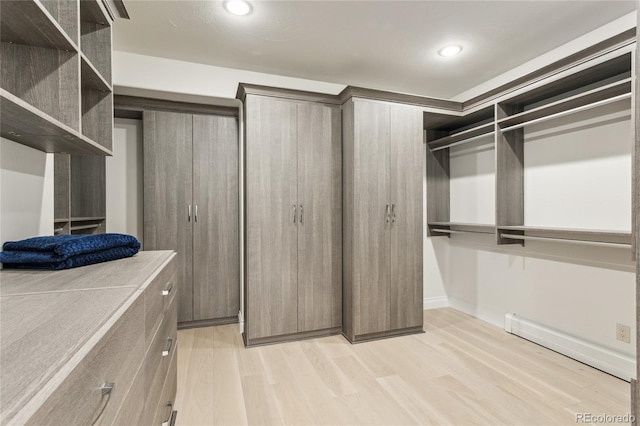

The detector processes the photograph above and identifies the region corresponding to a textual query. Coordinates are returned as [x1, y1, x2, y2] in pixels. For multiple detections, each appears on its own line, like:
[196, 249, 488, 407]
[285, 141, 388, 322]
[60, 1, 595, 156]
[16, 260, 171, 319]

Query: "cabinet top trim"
[236, 83, 342, 105]
[114, 95, 239, 117]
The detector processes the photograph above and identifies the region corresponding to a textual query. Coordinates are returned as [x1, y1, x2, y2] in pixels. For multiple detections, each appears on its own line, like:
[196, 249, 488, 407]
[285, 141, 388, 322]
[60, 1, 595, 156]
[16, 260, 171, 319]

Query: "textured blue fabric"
[0, 233, 141, 270]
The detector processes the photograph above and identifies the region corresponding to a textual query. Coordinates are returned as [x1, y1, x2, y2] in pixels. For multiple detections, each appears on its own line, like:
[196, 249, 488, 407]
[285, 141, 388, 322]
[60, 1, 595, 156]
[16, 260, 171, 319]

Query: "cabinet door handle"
[161, 401, 175, 426]
[188, 205, 191, 222]
[162, 337, 173, 357]
[292, 204, 297, 223]
[391, 204, 396, 223]
[162, 282, 173, 297]
[299, 205, 303, 224]
[385, 204, 390, 223]
[194, 205, 198, 222]
[91, 382, 115, 425]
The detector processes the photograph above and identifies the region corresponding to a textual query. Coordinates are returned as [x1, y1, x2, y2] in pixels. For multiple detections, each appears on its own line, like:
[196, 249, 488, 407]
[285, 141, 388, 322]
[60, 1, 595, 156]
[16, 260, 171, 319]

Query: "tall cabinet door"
[192, 115, 240, 321]
[246, 96, 298, 340]
[390, 104, 424, 330]
[144, 111, 194, 323]
[353, 100, 391, 336]
[297, 102, 342, 332]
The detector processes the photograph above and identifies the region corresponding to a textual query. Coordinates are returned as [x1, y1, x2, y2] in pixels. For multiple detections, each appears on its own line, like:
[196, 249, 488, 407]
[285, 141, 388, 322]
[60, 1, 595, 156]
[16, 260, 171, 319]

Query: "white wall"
[0, 138, 53, 245]
[439, 99, 635, 366]
[106, 119, 144, 243]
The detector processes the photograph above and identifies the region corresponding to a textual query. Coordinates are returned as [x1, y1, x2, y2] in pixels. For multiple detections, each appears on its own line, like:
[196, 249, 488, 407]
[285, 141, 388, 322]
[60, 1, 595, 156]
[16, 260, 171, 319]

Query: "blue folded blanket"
[0, 233, 141, 270]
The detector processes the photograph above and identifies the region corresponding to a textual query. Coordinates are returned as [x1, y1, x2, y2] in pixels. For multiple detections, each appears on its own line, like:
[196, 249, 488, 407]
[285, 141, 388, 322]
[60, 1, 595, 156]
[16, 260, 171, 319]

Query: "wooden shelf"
[80, 53, 112, 92]
[428, 122, 494, 151]
[1, 89, 112, 155]
[428, 222, 495, 236]
[497, 225, 631, 245]
[70, 223, 101, 231]
[80, 0, 111, 26]
[0, 0, 78, 51]
[71, 216, 106, 221]
[498, 78, 632, 132]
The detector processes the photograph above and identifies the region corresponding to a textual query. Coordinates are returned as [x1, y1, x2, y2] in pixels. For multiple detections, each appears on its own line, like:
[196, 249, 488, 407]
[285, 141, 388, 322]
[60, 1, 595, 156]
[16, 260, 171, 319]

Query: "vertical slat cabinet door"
[353, 100, 391, 336]
[192, 114, 240, 322]
[143, 111, 194, 323]
[245, 96, 298, 340]
[390, 104, 424, 331]
[297, 102, 342, 332]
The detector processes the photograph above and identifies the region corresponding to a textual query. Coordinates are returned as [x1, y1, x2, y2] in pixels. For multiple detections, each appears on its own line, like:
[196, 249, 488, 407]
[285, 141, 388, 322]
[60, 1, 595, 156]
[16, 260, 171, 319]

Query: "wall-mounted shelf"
[497, 225, 631, 248]
[498, 78, 632, 132]
[428, 222, 495, 237]
[0, 0, 78, 51]
[428, 122, 494, 151]
[80, 52, 111, 92]
[80, 0, 111, 26]
[1, 90, 112, 155]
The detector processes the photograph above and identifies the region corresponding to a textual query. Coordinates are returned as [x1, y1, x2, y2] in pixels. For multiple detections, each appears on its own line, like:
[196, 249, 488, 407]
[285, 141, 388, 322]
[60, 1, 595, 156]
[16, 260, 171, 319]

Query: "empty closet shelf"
[497, 226, 631, 247]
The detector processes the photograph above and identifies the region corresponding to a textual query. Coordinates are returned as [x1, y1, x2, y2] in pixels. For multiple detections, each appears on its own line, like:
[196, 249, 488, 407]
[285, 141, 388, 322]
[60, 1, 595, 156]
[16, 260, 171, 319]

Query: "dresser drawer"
[111, 362, 145, 426]
[26, 296, 145, 426]
[145, 256, 177, 349]
[152, 347, 177, 426]
[143, 295, 177, 422]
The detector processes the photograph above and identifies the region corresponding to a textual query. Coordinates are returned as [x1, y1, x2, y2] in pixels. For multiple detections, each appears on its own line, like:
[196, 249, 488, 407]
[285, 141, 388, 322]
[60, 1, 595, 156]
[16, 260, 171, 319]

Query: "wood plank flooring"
[174, 308, 631, 425]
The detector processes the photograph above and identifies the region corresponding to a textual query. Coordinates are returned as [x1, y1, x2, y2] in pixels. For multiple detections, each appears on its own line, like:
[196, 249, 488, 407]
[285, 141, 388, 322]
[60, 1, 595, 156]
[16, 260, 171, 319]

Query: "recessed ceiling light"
[438, 45, 462, 57]
[224, 0, 252, 16]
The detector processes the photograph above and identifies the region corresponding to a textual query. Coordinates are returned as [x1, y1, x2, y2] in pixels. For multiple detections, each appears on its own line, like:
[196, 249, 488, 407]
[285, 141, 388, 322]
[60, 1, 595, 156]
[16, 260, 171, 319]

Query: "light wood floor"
[174, 308, 630, 425]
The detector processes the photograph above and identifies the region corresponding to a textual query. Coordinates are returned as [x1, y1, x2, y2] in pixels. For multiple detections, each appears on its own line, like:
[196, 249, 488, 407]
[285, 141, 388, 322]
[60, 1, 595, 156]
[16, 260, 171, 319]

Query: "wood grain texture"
[70, 154, 106, 218]
[236, 83, 340, 105]
[54, 153, 71, 220]
[245, 95, 298, 341]
[0, 0, 78, 51]
[339, 86, 461, 112]
[80, 0, 110, 25]
[144, 111, 194, 322]
[0, 287, 137, 422]
[341, 100, 355, 340]
[145, 256, 177, 349]
[635, 8, 640, 419]
[111, 362, 145, 426]
[26, 296, 145, 426]
[114, 95, 239, 117]
[390, 104, 423, 331]
[192, 115, 240, 322]
[81, 89, 113, 150]
[80, 20, 111, 83]
[174, 308, 630, 426]
[425, 147, 450, 235]
[296, 102, 342, 332]
[144, 296, 178, 424]
[1, 43, 80, 131]
[0, 89, 111, 155]
[350, 100, 391, 337]
[152, 348, 178, 426]
[80, 52, 112, 92]
[495, 121, 524, 245]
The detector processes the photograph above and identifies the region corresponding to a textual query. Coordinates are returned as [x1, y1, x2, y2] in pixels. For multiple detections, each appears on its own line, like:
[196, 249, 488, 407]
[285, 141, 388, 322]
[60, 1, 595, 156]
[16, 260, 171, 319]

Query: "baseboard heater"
[504, 313, 635, 382]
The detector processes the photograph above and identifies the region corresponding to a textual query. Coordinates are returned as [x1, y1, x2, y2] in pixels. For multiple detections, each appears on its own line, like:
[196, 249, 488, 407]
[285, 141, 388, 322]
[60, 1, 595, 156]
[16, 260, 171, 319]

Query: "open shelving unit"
[1, 0, 116, 235]
[495, 51, 632, 248]
[426, 48, 634, 252]
[425, 105, 496, 237]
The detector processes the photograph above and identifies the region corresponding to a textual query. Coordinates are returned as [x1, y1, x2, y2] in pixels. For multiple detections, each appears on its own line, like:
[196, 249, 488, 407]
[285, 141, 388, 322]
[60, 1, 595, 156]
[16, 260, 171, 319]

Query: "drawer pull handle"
[91, 382, 115, 425]
[162, 283, 173, 297]
[161, 401, 175, 426]
[162, 337, 173, 357]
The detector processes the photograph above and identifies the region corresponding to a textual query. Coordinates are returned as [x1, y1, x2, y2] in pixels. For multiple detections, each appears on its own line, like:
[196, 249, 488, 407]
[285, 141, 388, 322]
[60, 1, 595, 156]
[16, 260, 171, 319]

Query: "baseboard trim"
[178, 316, 239, 330]
[243, 327, 342, 348]
[344, 326, 425, 344]
[505, 313, 635, 382]
[423, 296, 449, 310]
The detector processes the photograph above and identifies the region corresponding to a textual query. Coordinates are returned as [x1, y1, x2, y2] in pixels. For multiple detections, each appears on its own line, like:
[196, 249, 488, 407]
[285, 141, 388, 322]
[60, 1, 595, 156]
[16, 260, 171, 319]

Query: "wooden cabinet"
[0, 251, 177, 426]
[342, 98, 423, 342]
[144, 110, 239, 326]
[240, 85, 342, 346]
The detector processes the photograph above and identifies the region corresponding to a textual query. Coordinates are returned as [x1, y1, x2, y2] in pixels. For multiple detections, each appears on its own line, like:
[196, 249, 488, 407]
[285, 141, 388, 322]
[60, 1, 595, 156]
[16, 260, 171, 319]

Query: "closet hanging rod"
[431, 228, 494, 235]
[431, 132, 495, 152]
[499, 92, 631, 133]
[499, 233, 631, 249]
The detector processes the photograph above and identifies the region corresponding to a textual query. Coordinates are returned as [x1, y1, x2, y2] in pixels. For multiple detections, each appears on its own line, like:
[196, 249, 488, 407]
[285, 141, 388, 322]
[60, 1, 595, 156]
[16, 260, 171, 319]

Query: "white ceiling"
[113, 1, 636, 100]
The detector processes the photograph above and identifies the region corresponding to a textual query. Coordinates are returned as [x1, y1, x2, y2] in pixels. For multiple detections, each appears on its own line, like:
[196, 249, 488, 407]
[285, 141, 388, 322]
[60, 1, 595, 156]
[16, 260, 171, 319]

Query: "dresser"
[0, 251, 178, 426]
